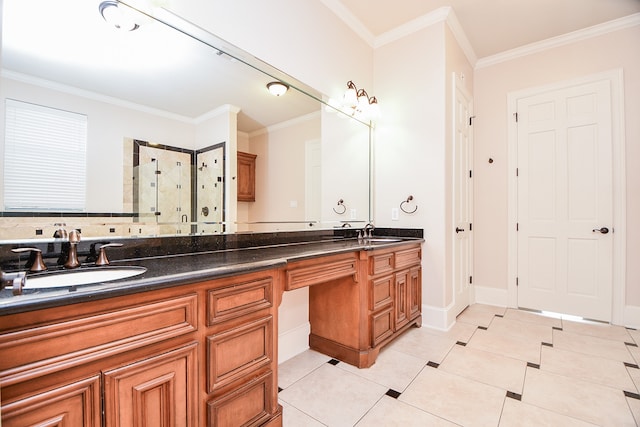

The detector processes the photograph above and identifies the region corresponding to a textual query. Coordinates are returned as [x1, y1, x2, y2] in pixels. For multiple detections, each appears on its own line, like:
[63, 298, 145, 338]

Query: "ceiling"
[328, 0, 640, 58]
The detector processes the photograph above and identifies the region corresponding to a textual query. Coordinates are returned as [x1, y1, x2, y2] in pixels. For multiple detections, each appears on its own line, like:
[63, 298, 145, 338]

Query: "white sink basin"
[24, 267, 147, 289]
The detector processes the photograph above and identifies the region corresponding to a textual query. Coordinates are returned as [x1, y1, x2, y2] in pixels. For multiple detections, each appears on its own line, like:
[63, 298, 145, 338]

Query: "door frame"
[507, 69, 626, 324]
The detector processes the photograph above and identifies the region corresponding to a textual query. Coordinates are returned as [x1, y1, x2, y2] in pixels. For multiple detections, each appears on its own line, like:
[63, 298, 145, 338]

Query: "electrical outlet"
[350, 209, 357, 220]
[391, 208, 399, 221]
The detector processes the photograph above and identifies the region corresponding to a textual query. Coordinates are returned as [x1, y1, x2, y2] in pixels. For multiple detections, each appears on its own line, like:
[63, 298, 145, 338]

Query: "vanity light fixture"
[334, 81, 380, 122]
[267, 81, 289, 96]
[99, 1, 140, 31]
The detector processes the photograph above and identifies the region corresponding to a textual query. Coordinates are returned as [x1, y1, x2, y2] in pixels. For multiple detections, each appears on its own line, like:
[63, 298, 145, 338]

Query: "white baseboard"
[278, 322, 310, 364]
[422, 303, 456, 331]
[473, 285, 509, 308]
[624, 305, 640, 330]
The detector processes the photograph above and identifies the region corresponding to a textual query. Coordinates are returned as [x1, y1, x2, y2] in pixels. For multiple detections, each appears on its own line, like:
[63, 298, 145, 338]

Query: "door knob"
[455, 227, 465, 234]
[592, 227, 609, 234]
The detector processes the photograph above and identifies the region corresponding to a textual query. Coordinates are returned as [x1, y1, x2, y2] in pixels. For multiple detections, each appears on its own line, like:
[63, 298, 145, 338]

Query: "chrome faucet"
[64, 229, 81, 269]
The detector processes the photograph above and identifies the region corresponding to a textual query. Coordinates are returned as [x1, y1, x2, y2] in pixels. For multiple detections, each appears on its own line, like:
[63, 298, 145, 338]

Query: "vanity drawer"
[370, 275, 393, 311]
[206, 277, 273, 326]
[370, 305, 394, 346]
[207, 316, 274, 393]
[369, 252, 394, 276]
[395, 247, 421, 270]
[207, 370, 275, 427]
[286, 252, 358, 290]
[0, 294, 198, 387]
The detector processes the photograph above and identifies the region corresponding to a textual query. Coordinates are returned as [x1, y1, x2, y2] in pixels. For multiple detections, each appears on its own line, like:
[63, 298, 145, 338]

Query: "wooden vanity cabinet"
[304, 244, 422, 368]
[0, 268, 282, 427]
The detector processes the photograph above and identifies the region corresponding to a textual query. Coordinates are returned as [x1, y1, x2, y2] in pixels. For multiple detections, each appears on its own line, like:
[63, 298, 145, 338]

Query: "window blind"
[4, 99, 87, 211]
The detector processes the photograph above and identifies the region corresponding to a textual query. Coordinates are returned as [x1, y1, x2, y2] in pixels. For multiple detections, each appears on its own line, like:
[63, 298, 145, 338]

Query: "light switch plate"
[392, 208, 399, 221]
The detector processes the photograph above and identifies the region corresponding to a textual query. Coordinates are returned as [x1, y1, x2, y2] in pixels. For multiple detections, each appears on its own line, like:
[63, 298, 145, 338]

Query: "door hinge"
[469, 116, 476, 126]
[469, 223, 472, 231]
[469, 276, 473, 284]
[516, 277, 519, 286]
[516, 167, 519, 177]
[516, 223, 519, 231]
[469, 170, 473, 178]
[514, 112, 518, 122]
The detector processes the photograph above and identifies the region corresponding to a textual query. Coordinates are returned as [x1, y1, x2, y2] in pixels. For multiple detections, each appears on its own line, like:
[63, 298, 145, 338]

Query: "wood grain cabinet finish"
[1, 375, 101, 427]
[103, 343, 198, 427]
[306, 243, 422, 368]
[237, 151, 257, 202]
[0, 269, 282, 427]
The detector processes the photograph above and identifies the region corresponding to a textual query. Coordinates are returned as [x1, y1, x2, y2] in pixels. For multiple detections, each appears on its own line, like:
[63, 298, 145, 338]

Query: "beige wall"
[473, 26, 640, 308]
[373, 24, 448, 313]
[246, 114, 320, 226]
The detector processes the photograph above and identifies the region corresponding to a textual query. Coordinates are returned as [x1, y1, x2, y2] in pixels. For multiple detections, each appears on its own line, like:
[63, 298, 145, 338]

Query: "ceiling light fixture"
[267, 81, 289, 96]
[330, 81, 380, 122]
[99, 1, 140, 31]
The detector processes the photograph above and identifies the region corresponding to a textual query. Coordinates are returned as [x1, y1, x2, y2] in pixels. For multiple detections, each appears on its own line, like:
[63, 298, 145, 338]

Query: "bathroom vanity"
[0, 232, 422, 426]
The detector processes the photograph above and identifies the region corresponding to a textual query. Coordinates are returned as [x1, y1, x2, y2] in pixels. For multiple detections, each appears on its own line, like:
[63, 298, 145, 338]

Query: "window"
[4, 99, 87, 211]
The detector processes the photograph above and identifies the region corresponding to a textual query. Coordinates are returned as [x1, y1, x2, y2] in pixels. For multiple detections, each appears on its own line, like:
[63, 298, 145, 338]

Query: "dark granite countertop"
[0, 234, 423, 315]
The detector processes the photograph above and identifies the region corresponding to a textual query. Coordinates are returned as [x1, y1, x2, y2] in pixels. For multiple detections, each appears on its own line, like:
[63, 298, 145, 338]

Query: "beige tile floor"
[278, 304, 640, 426]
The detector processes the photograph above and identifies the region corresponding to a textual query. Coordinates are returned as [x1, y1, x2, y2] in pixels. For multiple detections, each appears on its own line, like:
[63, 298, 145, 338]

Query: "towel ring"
[333, 199, 347, 215]
[400, 195, 418, 214]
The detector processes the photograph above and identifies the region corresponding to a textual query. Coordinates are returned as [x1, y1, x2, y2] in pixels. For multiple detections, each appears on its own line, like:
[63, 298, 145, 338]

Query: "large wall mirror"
[0, 0, 371, 241]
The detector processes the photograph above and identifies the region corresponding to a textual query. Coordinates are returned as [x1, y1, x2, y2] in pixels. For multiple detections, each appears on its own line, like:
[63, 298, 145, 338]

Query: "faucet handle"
[95, 243, 123, 266]
[11, 247, 47, 272]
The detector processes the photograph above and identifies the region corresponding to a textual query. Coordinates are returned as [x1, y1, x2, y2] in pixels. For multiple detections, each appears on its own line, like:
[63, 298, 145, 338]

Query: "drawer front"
[207, 277, 273, 326]
[395, 247, 421, 270]
[370, 275, 393, 311]
[207, 316, 274, 393]
[0, 294, 197, 387]
[369, 252, 394, 276]
[207, 370, 275, 427]
[1, 375, 101, 427]
[370, 306, 394, 346]
[286, 254, 357, 290]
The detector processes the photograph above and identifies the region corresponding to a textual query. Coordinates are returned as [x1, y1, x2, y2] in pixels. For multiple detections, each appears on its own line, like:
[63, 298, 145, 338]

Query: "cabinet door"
[103, 342, 198, 427]
[237, 151, 257, 202]
[1, 375, 101, 427]
[394, 271, 409, 330]
[408, 266, 422, 319]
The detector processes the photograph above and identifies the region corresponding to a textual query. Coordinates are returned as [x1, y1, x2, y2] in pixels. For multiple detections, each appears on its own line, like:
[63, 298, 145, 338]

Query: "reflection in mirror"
[0, 0, 371, 242]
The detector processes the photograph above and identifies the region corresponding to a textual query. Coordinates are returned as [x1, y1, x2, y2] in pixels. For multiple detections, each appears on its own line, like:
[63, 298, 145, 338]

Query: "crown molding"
[248, 110, 320, 138]
[2, 69, 197, 123]
[194, 104, 241, 124]
[373, 6, 451, 49]
[476, 12, 640, 69]
[445, 9, 477, 67]
[319, 0, 375, 46]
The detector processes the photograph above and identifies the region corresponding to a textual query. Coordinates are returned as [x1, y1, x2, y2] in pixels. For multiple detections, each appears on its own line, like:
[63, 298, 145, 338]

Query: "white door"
[516, 80, 613, 321]
[452, 77, 473, 317]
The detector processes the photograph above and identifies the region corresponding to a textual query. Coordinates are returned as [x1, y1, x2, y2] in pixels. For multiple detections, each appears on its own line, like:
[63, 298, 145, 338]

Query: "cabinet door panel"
[395, 272, 409, 330]
[1, 375, 101, 427]
[370, 275, 393, 311]
[103, 342, 198, 427]
[409, 267, 422, 319]
[370, 306, 394, 346]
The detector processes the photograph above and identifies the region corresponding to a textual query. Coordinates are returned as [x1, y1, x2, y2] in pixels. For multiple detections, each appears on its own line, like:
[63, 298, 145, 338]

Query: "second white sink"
[25, 266, 147, 289]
